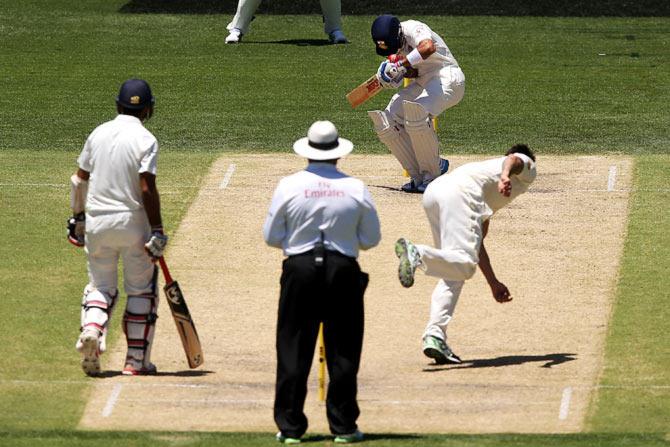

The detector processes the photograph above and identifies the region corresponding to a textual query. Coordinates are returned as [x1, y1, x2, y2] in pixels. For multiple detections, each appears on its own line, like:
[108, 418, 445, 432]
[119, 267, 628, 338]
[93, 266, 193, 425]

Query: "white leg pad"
[77, 285, 118, 353]
[403, 101, 441, 181]
[368, 110, 421, 180]
[123, 293, 158, 366]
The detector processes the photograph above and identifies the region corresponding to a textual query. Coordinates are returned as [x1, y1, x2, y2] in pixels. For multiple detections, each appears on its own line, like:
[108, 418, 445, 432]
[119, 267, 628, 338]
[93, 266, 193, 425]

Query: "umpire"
[263, 121, 381, 444]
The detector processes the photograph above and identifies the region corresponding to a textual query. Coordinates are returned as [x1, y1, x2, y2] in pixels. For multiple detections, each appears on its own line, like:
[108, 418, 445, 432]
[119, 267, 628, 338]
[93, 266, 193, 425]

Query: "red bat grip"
[158, 256, 173, 284]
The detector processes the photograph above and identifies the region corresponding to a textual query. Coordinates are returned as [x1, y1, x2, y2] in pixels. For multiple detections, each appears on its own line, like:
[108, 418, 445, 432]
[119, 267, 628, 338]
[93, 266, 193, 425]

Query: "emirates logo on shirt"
[304, 181, 345, 198]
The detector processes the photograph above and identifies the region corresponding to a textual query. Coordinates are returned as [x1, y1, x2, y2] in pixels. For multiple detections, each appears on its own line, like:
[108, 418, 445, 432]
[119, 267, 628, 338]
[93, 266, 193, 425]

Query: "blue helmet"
[371, 15, 401, 56]
[116, 78, 155, 110]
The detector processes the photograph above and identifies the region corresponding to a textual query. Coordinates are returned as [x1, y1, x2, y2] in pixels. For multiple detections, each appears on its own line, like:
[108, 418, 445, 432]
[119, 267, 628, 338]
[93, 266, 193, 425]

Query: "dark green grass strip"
[587, 155, 670, 432]
[0, 431, 668, 447]
[1, 1, 668, 154]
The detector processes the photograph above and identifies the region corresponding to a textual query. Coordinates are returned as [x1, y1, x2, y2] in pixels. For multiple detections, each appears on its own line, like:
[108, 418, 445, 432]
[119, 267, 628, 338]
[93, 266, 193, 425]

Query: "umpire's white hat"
[293, 121, 353, 160]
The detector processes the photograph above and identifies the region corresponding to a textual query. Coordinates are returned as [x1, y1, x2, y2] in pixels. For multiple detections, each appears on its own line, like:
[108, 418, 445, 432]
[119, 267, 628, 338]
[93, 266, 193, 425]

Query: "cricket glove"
[67, 212, 86, 247]
[145, 231, 168, 260]
[377, 60, 406, 89]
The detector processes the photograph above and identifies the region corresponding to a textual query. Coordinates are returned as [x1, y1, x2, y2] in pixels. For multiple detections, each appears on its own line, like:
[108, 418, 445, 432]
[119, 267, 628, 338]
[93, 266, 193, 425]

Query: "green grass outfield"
[0, 1, 668, 445]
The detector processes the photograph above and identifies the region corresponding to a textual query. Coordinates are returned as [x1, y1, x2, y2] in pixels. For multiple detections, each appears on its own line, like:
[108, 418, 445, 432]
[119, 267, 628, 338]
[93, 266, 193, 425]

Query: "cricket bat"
[158, 256, 204, 369]
[346, 74, 382, 108]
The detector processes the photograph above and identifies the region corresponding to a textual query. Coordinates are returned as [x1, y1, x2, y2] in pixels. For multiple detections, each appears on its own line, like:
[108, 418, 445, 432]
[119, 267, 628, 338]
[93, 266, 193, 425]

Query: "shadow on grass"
[423, 352, 577, 372]
[243, 38, 333, 46]
[119, 0, 670, 16]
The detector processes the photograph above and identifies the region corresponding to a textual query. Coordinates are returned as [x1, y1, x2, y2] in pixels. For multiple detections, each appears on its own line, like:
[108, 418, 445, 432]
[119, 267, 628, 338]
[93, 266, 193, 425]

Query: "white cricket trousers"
[417, 174, 489, 341]
[386, 66, 465, 124]
[227, 0, 342, 34]
[85, 210, 154, 296]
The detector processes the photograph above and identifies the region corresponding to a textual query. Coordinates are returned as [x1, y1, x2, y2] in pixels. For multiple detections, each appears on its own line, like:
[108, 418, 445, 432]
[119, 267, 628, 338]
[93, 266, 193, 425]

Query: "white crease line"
[558, 386, 572, 421]
[607, 165, 617, 192]
[0, 183, 66, 188]
[102, 383, 123, 418]
[219, 163, 236, 190]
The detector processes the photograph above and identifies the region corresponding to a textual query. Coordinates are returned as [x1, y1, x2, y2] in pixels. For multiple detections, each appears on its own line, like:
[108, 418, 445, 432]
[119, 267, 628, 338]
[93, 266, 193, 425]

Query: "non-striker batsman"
[368, 15, 465, 193]
[68, 78, 168, 376]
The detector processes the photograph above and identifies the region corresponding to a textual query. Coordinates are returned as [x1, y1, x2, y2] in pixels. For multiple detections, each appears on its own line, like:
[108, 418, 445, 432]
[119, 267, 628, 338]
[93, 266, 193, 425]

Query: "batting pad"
[368, 110, 420, 180]
[402, 101, 440, 180]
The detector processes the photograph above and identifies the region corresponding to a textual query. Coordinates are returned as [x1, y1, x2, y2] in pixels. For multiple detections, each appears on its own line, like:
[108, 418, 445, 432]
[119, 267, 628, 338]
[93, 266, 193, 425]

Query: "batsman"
[67, 79, 168, 376]
[368, 15, 465, 193]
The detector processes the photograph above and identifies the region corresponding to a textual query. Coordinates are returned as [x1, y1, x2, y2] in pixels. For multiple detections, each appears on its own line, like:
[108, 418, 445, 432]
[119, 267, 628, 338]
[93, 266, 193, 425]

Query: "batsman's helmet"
[371, 15, 401, 56]
[116, 78, 155, 110]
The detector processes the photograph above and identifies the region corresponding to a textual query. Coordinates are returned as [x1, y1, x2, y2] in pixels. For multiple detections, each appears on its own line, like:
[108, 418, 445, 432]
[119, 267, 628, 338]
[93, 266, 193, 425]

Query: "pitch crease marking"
[219, 163, 237, 190]
[558, 386, 572, 421]
[102, 383, 123, 418]
[607, 166, 617, 192]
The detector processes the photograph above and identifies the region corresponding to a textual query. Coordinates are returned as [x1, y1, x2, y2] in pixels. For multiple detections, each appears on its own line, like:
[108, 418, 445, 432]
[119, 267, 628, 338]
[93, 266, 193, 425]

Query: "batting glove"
[376, 61, 406, 89]
[145, 230, 168, 260]
[67, 212, 86, 247]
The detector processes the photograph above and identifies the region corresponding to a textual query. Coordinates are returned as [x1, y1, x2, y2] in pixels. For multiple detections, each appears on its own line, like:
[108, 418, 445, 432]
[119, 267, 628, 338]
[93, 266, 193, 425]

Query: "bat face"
[346, 74, 383, 108]
[164, 281, 204, 368]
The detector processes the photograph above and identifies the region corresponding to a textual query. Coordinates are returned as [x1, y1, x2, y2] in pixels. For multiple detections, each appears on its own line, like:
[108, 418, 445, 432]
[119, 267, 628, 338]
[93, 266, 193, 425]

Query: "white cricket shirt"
[449, 153, 537, 215]
[400, 20, 460, 76]
[78, 114, 158, 214]
[263, 162, 381, 258]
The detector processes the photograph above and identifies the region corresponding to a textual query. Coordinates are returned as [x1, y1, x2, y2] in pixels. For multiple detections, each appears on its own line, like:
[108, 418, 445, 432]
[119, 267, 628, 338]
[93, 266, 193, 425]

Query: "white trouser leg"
[423, 279, 464, 341]
[368, 110, 421, 181]
[226, 0, 262, 34]
[319, 0, 342, 34]
[117, 213, 157, 366]
[417, 176, 485, 281]
[403, 101, 440, 181]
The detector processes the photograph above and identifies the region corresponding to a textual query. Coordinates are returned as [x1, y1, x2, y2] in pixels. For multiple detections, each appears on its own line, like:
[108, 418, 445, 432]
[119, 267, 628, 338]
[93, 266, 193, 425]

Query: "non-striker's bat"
[158, 256, 204, 368]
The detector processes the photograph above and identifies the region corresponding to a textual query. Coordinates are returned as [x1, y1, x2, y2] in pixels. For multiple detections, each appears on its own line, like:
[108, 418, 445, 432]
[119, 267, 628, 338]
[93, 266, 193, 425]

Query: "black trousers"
[274, 250, 368, 438]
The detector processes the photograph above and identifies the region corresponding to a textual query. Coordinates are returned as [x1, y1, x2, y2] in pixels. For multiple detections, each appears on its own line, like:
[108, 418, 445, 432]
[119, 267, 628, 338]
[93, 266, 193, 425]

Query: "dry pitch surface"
[80, 154, 632, 434]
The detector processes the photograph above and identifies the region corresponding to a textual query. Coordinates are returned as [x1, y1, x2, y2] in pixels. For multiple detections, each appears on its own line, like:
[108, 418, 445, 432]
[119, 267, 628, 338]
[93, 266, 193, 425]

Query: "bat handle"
[158, 256, 173, 284]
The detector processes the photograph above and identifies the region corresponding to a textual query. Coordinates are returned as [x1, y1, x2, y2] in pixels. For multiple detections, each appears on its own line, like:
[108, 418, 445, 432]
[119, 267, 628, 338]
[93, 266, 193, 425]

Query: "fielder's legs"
[225, 0, 262, 42]
[319, 0, 347, 43]
[423, 279, 464, 342]
[274, 254, 322, 439]
[322, 255, 365, 436]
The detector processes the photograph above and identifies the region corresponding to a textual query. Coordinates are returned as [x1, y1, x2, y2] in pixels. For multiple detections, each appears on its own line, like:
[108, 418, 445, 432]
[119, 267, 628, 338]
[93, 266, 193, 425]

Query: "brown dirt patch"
[79, 154, 632, 433]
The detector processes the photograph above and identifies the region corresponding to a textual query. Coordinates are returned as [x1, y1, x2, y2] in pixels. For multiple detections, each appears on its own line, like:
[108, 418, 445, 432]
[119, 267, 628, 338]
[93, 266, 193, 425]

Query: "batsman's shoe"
[401, 179, 421, 193]
[334, 430, 364, 443]
[423, 336, 462, 365]
[395, 238, 421, 288]
[225, 28, 243, 44]
[417, 179, 432, 193]
[439, 157, 450, 175]
[122, 357, 157, 376]
[329, 29, 348, 44]
[276, 432, 301, 444]
[78, 329, 101, 377]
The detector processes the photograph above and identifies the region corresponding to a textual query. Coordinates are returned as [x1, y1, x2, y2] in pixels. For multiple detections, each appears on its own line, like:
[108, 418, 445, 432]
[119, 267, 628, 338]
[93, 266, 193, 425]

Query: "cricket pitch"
[79, 154, 632, 434]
